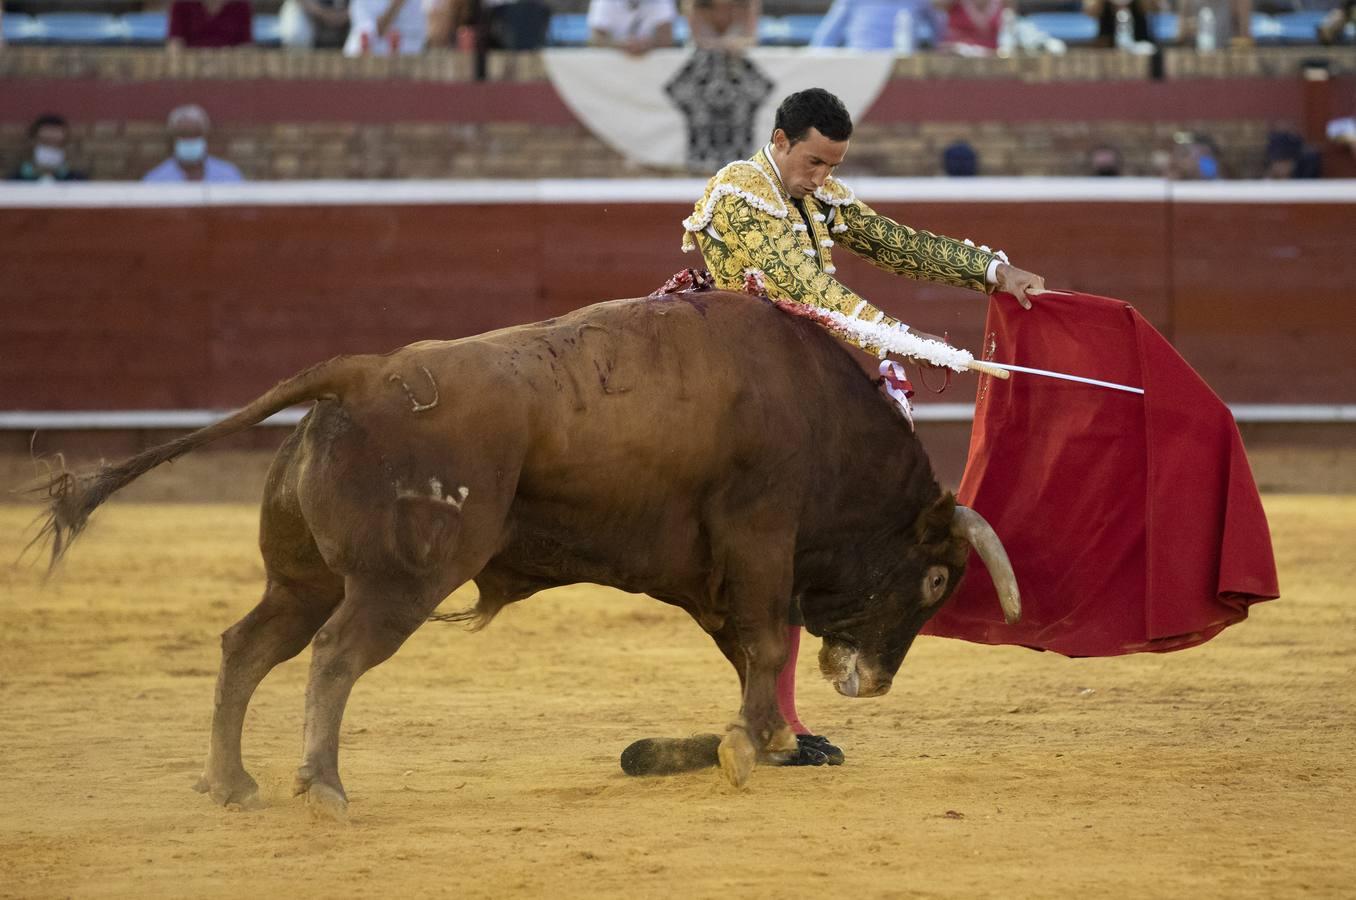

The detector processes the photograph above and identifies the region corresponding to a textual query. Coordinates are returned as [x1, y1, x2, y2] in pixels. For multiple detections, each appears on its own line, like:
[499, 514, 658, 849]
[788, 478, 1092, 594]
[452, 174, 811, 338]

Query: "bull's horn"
[952, 506, 1021, 624]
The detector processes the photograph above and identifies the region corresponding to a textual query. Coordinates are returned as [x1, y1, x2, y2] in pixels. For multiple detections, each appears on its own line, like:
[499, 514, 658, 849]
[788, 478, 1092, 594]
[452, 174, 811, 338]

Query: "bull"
[34, 290, 1020, 821]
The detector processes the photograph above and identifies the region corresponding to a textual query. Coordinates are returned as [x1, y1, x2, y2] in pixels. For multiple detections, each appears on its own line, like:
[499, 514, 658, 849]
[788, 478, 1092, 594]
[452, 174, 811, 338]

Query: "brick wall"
[0, 116, 1291, 181]
[850, 120, 1281, 178]
[0, 120, 628, 181]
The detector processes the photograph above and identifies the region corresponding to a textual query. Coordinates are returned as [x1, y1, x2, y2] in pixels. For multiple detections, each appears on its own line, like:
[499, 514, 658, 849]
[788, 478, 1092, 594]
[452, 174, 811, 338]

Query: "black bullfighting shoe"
[783, 734, 845, 766]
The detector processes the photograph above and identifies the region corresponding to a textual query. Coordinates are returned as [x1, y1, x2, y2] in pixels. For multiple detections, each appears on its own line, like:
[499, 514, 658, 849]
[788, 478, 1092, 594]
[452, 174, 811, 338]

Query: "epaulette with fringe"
[813, 176, 856, 207]
[681, 160, 788, 252]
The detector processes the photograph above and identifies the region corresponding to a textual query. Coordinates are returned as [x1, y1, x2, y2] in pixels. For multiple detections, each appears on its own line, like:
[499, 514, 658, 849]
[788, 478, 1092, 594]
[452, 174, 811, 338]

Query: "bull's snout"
[835, 666, 860, 697]
[835, 668, 891, 698]
[820, 642, 892, 699]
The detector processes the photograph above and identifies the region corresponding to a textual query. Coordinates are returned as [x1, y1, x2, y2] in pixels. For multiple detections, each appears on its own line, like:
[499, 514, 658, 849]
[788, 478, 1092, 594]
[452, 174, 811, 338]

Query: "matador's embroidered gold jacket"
[682, 147, 997, 355]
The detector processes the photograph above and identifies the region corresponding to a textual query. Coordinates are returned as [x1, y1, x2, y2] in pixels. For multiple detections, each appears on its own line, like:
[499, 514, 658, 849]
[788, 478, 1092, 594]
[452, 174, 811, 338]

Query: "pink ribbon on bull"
[878, 360, 915, 431]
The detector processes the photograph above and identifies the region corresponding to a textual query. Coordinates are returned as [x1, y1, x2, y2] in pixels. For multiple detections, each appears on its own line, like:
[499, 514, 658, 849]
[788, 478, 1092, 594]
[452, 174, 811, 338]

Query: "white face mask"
[34, 144, 66, 169]
[175, 137, 208, 164]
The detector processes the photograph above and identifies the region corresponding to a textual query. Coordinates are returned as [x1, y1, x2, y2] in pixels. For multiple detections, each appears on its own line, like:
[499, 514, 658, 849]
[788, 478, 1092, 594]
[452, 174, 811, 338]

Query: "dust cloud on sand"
[1, 498, 1352, 898]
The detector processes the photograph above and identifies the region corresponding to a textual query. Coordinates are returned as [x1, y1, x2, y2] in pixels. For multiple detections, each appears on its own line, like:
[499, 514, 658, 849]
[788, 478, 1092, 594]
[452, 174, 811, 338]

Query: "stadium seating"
[1022, 11, 1098, 42]
[16, 11, 126, 43]
[1, 12, 42, 41]
[0, 7, 1332, 47]
[1256, 10, 1327, 41]
[758, 13, 821, 45]
[1150, 12, 1180, 42]
[252, 13, 280, 45]
[546, 12, 589, 46]
[122, 9, 167, 42]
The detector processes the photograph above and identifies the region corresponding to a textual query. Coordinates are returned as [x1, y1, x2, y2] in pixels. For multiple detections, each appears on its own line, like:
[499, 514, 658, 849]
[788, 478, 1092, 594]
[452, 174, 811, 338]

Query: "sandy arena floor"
[1, 497, 1353, 899]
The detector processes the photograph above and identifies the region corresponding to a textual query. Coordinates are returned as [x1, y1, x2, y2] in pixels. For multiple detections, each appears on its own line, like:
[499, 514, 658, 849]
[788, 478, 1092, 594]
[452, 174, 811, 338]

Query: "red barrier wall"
[1170, 201, 1356, 402]
[2, 198, 1352, 410]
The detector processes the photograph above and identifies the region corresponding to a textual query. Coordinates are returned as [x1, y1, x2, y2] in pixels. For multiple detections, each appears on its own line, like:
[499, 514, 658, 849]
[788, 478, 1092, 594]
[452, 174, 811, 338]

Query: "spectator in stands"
[426, 0, 470, 46]
[427, 1, 552, 47]
[1263, 130, 1321, 178]
[1083, 0, 1154, 47]
[443, 0, 552, 79]
[684, 0, 759, 50]
[279, 0, 352, 49]
[812, 0, 941, 50]
[481, 0, 552, 49]
[1318, 0, 1355, 43]
[168, 0, 254, 48]
[1326, 109, 1356, 176]
[1149, 147, 1172, 176]
[1176, 0, 1252, 47]
[936, 0, 1007, 52]
[1328, 112, 1356, 148]
[8, 114, 88, 183]
[143, 105, 244, 183]
[942, 140, 979, 175]
[1195, 133, 1223, 177]
[345, 0, 431, 54]
[587, 0, 677, 54]
[1089, 143, 1123, 176]
[1163, 131, 1219, 179]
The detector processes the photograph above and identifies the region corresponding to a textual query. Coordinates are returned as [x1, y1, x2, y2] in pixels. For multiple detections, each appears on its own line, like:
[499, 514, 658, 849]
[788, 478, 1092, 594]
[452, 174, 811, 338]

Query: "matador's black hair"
[773, 89, 853, 145]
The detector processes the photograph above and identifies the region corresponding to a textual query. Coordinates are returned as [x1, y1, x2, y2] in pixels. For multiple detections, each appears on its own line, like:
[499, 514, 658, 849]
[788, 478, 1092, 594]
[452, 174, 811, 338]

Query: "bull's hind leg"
[194, 574, 342, 807]
[291, 574, 450, 822]
[195, 424, 344, 808]
[294, 493, 511, 822]
[291, 478, 513, 819]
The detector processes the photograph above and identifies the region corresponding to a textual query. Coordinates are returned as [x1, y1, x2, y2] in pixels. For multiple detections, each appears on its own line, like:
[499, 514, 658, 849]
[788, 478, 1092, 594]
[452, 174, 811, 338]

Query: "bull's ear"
[911, 492, 957, 545]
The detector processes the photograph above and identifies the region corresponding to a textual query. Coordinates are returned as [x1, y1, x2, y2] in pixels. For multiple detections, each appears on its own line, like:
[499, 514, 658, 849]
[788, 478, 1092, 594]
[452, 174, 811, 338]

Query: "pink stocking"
[775, 625, 810, 735]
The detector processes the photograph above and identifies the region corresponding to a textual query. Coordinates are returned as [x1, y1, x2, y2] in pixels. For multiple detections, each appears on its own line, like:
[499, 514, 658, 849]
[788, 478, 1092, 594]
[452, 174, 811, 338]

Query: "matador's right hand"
[993, 263, 1047, 310]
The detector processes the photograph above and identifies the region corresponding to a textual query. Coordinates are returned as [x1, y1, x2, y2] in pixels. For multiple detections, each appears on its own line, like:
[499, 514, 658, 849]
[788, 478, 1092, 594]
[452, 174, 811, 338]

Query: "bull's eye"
[921, 565, 949, 605]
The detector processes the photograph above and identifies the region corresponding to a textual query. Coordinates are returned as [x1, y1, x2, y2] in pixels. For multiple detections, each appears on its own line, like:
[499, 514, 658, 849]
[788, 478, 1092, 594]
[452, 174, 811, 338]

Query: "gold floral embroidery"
[683, 149, 995, 354]
[835, 202, 991, 292]
[703, 194, 901, 355]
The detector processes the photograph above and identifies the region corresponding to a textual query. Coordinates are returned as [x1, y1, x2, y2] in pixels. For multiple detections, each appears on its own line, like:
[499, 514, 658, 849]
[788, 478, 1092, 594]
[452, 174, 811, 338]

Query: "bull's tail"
[28, 356, 367, 570]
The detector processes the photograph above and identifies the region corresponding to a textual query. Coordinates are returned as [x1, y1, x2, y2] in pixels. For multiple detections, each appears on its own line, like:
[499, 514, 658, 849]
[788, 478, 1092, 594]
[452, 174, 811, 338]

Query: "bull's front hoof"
[717, 727, 757, 788]
[192, 769, 262, 810]
[758, 723, 800, 762]
[620, 734, 722, 776]
[306, 783, 349, 823]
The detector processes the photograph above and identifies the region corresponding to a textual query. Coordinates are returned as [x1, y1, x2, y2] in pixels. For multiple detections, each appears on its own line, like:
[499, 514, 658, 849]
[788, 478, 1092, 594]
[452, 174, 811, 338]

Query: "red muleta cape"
[922, 291, 1279, 656]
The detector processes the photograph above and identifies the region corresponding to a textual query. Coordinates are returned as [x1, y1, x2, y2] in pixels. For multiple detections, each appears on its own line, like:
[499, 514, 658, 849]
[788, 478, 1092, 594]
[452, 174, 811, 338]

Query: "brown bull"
[36, 290, 1019, 820]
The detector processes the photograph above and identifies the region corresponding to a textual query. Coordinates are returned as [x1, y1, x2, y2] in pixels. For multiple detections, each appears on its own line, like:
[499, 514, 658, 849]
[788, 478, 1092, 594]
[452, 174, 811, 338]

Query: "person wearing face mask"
[679, 88, 1046, 767]
[142, 104, 244, 183]
[9, 114, 88, 182]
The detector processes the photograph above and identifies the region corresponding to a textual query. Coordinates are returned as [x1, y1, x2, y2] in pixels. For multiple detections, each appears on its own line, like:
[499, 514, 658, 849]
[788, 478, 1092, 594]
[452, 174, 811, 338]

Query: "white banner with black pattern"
[542, 48, 896, 173]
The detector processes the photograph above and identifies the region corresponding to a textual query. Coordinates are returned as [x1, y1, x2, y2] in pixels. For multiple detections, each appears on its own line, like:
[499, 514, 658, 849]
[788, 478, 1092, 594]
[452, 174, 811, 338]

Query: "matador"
[680, 87, 1048, 767]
